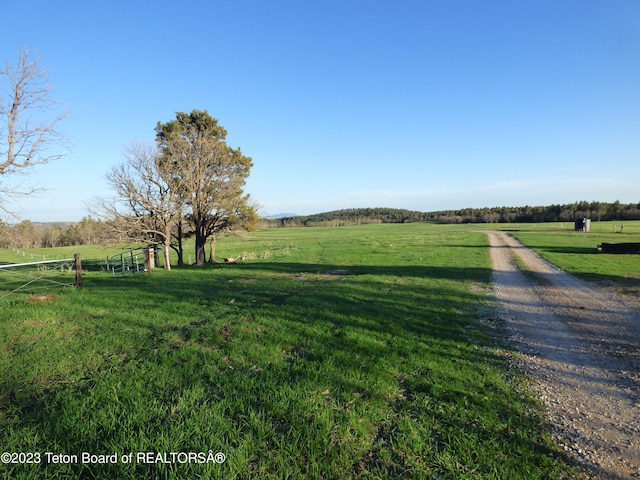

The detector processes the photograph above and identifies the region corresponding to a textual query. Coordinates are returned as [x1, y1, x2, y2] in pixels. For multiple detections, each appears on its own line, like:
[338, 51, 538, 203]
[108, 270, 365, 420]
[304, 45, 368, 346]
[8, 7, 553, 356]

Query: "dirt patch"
[27, 294, 59, 304]
[486, 231, 640, 479]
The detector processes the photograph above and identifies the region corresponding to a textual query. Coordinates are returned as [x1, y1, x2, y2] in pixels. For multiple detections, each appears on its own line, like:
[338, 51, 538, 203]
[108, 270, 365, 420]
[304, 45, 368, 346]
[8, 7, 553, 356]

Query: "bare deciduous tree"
[0, 49, 68, 216]
[96, 141, 182, 270]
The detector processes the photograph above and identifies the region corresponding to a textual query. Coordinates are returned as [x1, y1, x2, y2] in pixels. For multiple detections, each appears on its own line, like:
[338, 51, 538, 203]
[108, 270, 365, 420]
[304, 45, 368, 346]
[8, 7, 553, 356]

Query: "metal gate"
[107, 247, 161, 276]
[0, 257, 81, 299]
[107, 248, 145, 275]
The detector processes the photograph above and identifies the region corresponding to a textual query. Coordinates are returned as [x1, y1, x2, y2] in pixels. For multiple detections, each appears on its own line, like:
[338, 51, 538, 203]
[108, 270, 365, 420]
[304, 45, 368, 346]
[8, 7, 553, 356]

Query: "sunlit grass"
[0, 224, 583, 478]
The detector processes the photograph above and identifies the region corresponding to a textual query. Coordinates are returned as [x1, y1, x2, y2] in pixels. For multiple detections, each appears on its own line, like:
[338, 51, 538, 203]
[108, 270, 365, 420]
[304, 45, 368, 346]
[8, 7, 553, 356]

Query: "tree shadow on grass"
[0, 260, 582, 479]
[533, 245, 599, 255]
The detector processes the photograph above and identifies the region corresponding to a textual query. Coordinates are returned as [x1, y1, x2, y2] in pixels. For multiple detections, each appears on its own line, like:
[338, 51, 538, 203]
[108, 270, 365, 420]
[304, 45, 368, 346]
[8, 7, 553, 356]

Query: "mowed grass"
[0, 224, 581, 479]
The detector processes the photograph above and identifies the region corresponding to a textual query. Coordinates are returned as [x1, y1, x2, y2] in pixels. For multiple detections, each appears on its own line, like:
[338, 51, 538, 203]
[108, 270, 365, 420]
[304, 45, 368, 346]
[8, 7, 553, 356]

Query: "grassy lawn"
[1, 224, 582, 479]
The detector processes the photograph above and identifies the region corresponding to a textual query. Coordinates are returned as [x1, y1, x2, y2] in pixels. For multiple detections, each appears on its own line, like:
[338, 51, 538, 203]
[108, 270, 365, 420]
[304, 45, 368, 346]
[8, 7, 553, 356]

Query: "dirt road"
[486, 231, 640, 479]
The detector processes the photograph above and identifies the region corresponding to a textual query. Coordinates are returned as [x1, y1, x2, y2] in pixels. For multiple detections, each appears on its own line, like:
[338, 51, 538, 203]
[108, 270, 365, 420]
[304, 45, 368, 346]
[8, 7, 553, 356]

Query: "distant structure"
[599, 242, 640, 254]
[574, 218, 591, 232]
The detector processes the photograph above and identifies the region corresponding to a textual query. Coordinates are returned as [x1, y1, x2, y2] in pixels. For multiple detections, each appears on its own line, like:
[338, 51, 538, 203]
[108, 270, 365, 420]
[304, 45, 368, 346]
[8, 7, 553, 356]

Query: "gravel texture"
[486, 231, 640, 479]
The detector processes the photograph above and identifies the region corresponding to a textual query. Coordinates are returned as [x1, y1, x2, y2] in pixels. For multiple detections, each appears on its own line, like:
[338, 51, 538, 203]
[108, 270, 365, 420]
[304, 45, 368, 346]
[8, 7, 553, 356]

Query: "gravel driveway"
[486, 231, 640, 479]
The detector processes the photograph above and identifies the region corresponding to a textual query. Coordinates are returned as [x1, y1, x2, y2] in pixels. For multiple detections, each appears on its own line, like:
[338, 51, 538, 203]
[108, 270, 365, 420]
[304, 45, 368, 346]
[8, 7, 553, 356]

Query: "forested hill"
[268, 201, 640, 227]
[274, 208, 431, 227]
[434, 200, 640, 224]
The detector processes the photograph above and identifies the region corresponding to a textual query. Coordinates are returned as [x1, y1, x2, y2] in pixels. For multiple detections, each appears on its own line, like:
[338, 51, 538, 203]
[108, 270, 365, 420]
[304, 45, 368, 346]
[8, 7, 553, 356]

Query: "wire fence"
[0, 247, 163, 298]
[0, 257, 81, 299]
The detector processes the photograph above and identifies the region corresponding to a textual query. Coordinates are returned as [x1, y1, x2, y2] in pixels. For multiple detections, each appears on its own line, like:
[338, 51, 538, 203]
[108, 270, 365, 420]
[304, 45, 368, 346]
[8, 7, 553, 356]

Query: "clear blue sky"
[2, 0, 639, 221]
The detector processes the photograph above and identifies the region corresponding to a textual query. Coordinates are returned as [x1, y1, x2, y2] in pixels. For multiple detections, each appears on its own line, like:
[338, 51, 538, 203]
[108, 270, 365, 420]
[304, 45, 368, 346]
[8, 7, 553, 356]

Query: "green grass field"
[0, 223, 605, 479]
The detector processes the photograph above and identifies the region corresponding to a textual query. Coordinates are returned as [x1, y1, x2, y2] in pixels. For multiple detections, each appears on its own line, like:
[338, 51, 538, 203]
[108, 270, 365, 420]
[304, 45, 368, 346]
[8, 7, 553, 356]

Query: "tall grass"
[0, 224, 582, 479]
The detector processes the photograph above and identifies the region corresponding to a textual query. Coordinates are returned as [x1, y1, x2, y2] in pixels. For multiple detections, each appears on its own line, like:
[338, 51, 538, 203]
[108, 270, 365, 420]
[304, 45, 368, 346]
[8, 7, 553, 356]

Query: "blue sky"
[1, 0, 639, 221]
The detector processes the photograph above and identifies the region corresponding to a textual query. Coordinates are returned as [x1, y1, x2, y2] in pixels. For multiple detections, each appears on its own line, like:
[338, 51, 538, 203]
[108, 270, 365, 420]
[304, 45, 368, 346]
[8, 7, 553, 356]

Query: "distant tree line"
[434, 200, 640, 224]
[266, 208, 431, 227]
[0, 217, 118, 249]
[264, 201, 640, 228]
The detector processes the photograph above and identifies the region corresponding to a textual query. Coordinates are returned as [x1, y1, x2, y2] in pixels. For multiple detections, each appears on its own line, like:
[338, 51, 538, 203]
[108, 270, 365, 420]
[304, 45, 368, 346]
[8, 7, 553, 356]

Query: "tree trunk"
[175, 220, 184, 267]
[209, 236, 217, 264]
[177, 240, 184, 266]
[163, 243, 172, 270]
[163, 224, 172, 270]
[195, 229, 207, 265]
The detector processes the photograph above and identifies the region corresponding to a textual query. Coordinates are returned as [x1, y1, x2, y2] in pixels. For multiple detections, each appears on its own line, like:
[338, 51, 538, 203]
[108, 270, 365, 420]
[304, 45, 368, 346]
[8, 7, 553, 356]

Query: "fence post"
[144, 249, 153, 275]
[149, 248, 155, 271]
[74, 254, 83, 288]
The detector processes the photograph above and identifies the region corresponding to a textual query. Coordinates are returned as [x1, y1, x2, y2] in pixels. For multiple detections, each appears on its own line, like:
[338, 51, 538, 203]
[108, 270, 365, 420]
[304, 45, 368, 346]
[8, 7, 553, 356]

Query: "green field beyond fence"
[3, 222, 632, 479]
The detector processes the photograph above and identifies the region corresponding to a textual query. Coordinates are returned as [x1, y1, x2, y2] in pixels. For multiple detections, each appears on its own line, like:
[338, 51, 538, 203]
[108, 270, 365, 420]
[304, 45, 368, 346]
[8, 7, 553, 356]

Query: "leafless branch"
[91, 141, 184, 269]
[0, 48, 68, 216]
